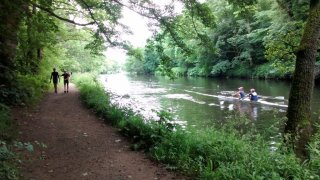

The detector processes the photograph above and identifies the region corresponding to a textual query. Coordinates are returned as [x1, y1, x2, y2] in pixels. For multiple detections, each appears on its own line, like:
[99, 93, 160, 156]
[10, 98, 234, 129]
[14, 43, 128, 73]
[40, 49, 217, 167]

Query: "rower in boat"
[234, 87, 245, 100]
[249, 88, 258, 101]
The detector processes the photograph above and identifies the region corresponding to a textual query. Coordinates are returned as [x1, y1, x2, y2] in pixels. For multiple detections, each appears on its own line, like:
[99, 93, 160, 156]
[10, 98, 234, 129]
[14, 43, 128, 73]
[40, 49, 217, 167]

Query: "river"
[100, 73, 320, 134]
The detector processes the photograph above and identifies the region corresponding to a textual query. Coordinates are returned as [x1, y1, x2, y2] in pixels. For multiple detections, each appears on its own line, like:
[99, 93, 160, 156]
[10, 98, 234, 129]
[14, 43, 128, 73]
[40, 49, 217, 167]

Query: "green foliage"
[16, 74, 48, 103]
[0, 73, 49, 106]
[184, 1, 216, 28]
[0, 104, 15, 142]
[125, 47, 147, 74]
[172, 67, 187, 77]
[100, 59, 121, 74]
[123, 0, 310, 80]
[0, 141, 19, 180]
[125, 55, 145, 74]
[60, 39, 106, 73]
[0, 106, 19, 180]
[307, 124, 320, 177]
[254, 62, 282, 78]
[151, 120, 318, 179]
[226, 65, 253, 78]
[264, 20, 303, 76]
[227, 0, 257, 7]
[15, 9, 59, 74]
[210, 60, 231, 76]
[125, 45, 162, 75]
[53, 23, 109, 74]
[0, 140, 39, 180]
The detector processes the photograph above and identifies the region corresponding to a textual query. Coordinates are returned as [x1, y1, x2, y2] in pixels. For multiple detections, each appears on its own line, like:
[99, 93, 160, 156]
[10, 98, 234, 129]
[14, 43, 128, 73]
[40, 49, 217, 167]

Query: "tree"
[284, 0, 320, 159]
[125, 47, 145, 74]
[0, 0, 26, 85]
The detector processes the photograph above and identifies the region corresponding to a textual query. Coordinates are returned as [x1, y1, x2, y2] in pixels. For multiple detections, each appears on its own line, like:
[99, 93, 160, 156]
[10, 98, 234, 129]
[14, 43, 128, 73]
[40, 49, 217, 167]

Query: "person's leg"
[64, 81, 66, 93]
[53, 83, 57, 93]
[66, 81, 69, 93]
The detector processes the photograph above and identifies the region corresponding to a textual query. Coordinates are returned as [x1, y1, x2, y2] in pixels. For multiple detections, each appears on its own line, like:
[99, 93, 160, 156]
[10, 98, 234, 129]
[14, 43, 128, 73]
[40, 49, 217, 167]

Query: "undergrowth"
[0, 72, 50, 180]
[0, 105, 19, 180]
[75, 74, 320, 179]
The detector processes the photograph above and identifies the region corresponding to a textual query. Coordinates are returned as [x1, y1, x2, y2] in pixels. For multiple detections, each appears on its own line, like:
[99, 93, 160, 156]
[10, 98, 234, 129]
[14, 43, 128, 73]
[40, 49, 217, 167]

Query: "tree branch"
[78, 0, 117, 46]
[31, 2, 95, 26]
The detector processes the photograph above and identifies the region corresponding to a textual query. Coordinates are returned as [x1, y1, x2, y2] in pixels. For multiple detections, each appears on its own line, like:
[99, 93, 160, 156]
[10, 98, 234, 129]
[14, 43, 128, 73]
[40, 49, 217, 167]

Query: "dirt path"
[14, 84, 183, 180]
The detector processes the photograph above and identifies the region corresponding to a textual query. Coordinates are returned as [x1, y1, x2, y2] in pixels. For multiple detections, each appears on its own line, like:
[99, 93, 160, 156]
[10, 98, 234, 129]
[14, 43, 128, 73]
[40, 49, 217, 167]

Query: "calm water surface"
[100, 73, 320, 132]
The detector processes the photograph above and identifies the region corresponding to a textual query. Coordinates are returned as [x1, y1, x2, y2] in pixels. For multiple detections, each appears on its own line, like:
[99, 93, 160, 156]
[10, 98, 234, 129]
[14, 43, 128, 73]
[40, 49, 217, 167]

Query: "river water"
[100, 73, 320, 133]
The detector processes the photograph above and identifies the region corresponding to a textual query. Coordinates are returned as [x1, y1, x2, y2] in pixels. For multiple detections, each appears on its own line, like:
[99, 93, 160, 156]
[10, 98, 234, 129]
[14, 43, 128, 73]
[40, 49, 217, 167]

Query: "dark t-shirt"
[239, 91, 245, 99]
[61, 73, 70, 82]
[51, 72, 59, 83]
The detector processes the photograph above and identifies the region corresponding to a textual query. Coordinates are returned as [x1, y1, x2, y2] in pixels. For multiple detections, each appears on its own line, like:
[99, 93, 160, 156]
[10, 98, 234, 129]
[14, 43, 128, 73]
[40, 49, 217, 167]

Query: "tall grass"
[75, 74, 320, 179]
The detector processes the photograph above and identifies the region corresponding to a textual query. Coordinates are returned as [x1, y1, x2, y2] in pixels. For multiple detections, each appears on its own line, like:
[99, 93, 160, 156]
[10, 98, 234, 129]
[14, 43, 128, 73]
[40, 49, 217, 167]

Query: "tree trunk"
[0, 0, 26, 85]
[285, 0, 320, 159]
[37, 48, 43, 60]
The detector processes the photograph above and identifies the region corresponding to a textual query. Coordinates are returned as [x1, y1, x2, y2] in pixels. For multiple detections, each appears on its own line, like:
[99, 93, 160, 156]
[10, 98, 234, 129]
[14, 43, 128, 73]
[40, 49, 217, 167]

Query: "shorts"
[64, 80, 69, 85]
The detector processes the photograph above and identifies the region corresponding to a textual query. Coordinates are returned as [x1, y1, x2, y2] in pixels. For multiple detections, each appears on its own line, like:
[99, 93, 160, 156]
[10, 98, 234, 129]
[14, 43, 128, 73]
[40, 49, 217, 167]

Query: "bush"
[254, 63, 290, 79]
[152, 128, 312, 179]
[210, 60, 231, 77]
[307, 124, 320, 177]
[0, 141, 19, 180]
[171, 67, 187, 77]
[227, 65, 253, 78]
[0, 104, 15, 141]
[0, 106, 19, 180]
[0, 74, 49, 105]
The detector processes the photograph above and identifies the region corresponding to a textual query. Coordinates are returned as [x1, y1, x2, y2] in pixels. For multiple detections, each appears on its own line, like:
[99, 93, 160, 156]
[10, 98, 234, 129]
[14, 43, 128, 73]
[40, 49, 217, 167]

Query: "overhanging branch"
[78, 0, 117, 46]
[31, 2, 95, 26]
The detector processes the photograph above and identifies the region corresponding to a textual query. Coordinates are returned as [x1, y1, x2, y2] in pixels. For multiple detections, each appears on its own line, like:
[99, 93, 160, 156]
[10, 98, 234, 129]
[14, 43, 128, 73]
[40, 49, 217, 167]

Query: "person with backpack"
[61, 70, 71, 93]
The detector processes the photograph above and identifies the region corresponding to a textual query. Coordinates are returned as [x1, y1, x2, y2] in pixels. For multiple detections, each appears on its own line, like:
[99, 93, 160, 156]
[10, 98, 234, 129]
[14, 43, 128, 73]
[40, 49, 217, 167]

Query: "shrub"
[0, 104, 15, 141]
[0, 141, 19, 180]
[0, 74, 49, 105]
[307, 124, 320, 177]
[0, 106, 19, 180]
[254, 63, 290, 79]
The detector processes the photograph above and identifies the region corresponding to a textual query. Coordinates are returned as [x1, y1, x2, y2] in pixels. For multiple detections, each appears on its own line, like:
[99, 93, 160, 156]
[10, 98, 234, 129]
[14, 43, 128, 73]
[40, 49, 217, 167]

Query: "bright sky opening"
[105, 0, 184, 64]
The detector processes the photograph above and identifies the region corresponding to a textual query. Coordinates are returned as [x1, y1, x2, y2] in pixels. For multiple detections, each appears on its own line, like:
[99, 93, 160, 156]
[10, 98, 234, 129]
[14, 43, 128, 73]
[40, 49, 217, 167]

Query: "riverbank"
[13, 84, 183, 179]
[75, 74, 320, 179]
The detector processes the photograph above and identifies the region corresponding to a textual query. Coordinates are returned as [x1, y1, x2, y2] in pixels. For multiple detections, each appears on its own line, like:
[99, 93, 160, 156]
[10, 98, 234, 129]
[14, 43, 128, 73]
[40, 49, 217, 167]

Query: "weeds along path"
[14, 83, 181, 180]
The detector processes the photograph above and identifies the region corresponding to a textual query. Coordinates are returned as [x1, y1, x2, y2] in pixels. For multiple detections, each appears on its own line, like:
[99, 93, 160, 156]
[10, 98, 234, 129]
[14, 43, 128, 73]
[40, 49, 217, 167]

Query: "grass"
[75, 74, 320, 179]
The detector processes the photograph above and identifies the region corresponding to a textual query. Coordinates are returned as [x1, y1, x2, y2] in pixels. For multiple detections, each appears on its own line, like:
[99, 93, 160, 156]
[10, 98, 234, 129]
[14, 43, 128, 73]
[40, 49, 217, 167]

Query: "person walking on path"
[61, 70, 71, 93]
[49, 68, 59, 93]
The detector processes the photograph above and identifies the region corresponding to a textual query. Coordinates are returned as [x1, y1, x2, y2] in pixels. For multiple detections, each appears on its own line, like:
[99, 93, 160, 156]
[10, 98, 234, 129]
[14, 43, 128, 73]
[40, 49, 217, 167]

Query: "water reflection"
[228, 101, 258, 120]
